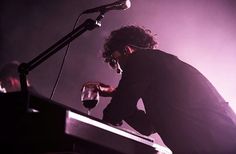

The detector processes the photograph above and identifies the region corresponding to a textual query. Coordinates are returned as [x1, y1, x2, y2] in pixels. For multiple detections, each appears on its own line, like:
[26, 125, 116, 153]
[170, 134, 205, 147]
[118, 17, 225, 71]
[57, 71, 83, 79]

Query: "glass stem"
[87, 110, 91, 116]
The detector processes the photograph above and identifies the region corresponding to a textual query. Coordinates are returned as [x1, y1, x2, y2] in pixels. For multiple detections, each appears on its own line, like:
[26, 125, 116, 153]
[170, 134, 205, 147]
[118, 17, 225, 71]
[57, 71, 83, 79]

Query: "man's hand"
[98, 82, 116, 97]
[0, 83, 6, 93]
[81, 81, 116, 97]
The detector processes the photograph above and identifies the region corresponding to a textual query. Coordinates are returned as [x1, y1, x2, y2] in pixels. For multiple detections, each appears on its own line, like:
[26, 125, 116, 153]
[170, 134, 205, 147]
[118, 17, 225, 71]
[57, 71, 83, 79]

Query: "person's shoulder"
[131, 48, 157, 57]
[132, 49, 177, 60]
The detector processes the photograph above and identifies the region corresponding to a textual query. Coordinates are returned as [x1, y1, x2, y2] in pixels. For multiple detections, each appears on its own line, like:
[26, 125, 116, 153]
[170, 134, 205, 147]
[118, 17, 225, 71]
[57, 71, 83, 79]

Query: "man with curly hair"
[0, 61, 24, 93]
[91, 25, 236, 153]
[0, 61, 35, 93]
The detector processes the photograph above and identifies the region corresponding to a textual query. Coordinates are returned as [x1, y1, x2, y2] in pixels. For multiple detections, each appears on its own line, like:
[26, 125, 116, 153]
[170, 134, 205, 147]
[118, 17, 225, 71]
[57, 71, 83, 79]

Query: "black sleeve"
[124, 109, 155, 135]
[102, 52, 154, 135]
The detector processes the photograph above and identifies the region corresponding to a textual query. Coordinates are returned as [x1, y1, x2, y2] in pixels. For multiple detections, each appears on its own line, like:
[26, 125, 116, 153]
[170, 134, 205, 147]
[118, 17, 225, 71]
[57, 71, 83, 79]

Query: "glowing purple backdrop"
[1, 0, 236, 146]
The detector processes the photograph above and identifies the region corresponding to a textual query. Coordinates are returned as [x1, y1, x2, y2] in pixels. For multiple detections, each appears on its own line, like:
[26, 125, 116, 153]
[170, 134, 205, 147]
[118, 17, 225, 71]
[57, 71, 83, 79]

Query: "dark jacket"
[103, 49, 236, 153]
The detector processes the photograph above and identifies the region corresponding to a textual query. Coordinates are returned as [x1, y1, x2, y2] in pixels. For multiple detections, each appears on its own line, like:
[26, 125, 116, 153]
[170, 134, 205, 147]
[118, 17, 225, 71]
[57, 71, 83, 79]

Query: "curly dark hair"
[103, 25, 157, 65]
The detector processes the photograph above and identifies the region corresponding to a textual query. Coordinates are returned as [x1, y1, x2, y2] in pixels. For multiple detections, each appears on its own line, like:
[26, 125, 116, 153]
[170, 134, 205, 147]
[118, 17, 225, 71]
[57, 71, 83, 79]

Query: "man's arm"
[102, 51, 155, 135]
[124, 109, 155, 136]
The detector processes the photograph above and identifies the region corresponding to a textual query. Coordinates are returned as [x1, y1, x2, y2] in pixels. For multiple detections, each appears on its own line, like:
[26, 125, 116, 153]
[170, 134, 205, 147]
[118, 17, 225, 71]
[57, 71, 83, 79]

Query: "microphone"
[82, 0, 131, 14]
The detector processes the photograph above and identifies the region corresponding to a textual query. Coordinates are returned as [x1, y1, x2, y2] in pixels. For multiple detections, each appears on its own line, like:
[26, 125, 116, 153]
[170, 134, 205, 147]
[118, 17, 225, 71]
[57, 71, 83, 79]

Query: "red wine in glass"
[81, 82, 99, 115]
[82, 100, 98, 109]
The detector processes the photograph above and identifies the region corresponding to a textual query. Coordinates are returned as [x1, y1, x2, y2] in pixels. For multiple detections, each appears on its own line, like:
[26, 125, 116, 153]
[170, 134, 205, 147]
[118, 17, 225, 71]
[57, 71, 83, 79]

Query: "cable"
[49, 13, 83, 100]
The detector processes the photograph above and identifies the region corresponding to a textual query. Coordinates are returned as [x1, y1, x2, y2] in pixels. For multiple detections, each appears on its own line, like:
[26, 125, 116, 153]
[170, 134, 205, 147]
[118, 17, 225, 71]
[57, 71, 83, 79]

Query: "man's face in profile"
[111, 50, 130, 74]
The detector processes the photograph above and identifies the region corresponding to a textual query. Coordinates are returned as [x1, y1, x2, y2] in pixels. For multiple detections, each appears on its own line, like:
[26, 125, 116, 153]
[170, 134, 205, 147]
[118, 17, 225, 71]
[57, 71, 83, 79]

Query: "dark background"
[1, 0, 236, 146]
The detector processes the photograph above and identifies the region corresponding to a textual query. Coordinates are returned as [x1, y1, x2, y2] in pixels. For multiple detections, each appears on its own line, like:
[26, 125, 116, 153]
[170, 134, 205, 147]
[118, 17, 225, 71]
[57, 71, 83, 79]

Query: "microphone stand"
[18, 13, 105, 112]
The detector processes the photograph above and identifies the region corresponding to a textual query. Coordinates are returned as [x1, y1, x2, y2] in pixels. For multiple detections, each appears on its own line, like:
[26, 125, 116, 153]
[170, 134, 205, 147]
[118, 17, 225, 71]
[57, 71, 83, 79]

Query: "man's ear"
[124, 45, 133, 55]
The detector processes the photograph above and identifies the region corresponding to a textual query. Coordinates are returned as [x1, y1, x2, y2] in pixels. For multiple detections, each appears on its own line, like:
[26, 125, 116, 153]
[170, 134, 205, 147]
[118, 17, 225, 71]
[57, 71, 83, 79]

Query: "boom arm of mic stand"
[18, 18, 102, 112]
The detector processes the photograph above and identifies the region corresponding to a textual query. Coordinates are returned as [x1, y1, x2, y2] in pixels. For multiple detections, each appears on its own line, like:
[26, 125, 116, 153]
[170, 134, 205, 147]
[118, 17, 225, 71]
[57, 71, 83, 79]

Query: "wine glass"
[81, 82, 99, 115]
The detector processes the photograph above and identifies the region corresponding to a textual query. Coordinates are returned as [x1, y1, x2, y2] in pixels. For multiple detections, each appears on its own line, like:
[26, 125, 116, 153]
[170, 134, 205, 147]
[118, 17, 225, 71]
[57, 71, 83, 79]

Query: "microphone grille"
[121, 0, 131, 10]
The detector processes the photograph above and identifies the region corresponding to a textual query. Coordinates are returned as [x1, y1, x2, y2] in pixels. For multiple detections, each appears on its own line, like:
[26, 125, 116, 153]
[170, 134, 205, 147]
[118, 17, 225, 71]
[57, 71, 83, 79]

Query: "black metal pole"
[18, 18, 101, 111]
